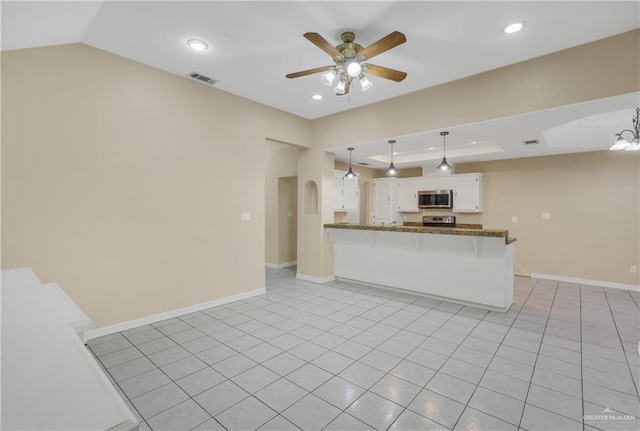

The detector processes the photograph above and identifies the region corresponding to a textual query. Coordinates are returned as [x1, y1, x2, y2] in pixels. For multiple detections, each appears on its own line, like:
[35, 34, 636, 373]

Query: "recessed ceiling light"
[311, 94, 323, 100]
[187, 39, 209, 51]
[503, 22, 524, 34]
[471, 141, 478, 144]
[428, 147, 436, 150]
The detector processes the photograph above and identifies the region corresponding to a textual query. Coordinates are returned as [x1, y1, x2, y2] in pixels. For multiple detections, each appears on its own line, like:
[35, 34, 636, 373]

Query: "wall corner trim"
[84, 287, 266, 341]
[531, 273, 639, 292]
[296, 273, 336, 284]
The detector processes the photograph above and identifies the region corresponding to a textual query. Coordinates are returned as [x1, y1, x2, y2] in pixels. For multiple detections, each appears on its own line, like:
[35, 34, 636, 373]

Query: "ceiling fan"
[286, 31, 407, 96]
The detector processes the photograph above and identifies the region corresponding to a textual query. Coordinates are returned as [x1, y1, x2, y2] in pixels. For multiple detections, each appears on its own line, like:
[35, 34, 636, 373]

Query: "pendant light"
[436, 131, 453, 171]
[386, 140, 398, 175]
[609, 107, 640, 151]
[345, 147, 357, 178]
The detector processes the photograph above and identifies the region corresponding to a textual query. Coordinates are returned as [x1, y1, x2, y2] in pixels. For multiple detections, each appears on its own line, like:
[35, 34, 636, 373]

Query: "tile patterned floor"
[88, 268, 640, 430]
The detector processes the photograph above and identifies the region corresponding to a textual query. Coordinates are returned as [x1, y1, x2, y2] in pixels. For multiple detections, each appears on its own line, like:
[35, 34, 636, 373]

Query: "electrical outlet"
[631, 265, 637, 273]
[542, 212, 551, 219]
[512, 216, 518, 224]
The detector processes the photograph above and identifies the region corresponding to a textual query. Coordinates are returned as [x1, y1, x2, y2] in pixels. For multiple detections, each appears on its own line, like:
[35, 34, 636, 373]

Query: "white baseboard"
[265, 261, 297, 270]
[296, 273, 336, 284]
[531, 273, 639, 292]
[85, 287, 266, 341]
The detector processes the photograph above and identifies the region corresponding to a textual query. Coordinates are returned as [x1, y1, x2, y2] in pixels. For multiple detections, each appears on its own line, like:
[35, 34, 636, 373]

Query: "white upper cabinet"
[373, 178, 400, 224]
[334, 172, 343, 210]
[342, 175, 359, 210]
[452, 173, 483, 212]
[417, 175, 455, 192]
[334, 171, 359, 211]
[397, 179, 419, 212]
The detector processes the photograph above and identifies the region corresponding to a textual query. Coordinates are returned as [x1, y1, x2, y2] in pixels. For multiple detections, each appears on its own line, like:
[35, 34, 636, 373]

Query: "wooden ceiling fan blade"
[304, 32, 344, 62]
[356, 31, 406, 61]
[286, 66, 333, 79]
[365, 64, 407, 82]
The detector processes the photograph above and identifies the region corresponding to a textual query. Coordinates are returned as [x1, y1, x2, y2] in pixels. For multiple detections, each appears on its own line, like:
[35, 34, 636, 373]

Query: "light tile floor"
[88, 268, 640, 430]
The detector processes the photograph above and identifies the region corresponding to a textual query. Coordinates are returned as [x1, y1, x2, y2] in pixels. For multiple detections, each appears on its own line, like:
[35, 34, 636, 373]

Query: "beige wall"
[278, 177, 298, 264]
[1, 44, 311, 327]
[454, 151, 639, 286]
[296, 147, 335, 279]
[264, 141, 301, 266]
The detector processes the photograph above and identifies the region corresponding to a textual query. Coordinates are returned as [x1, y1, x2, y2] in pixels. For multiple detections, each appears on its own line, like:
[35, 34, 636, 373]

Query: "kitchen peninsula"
[325, 223, 516, 311]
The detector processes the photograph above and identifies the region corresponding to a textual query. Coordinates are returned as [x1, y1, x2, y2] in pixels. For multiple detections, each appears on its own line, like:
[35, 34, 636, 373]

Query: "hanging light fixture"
[386, 140, 398, 175]
[359, 74, 373, 92]
[436, 131, 453, 171]
[610, 107, 640, 151]
[345, 148, 357, 178]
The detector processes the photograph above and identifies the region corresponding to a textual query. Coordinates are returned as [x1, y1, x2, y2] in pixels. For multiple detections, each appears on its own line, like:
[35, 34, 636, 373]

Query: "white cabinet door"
[334, 172, 344, 210]
[453, 173, 483, 212]
[373, 181, 391, 224]
[397, 180, 419, 212]
[342, 176, 359, 211]
[334, 171, 359, 211]
[373, 178, 399, 224]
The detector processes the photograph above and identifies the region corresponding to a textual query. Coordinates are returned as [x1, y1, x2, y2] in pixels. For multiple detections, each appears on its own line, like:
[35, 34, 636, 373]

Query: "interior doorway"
[277, 176, 298, 267]
[264, 140, 303, 269]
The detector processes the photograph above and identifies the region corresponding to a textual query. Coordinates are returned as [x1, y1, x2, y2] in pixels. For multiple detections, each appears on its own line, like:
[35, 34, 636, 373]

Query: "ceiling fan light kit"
[346, 61, 362, 77]
[321, 70, 336, 86]
[609, 107, 640, 151]
[334, 79, 347, 95]
[359, 75, 373, 91]
[286, 30, 407, 96]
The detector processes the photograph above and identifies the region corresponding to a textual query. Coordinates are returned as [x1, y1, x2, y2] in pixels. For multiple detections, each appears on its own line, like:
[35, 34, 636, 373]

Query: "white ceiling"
[2, 1, 639, 168]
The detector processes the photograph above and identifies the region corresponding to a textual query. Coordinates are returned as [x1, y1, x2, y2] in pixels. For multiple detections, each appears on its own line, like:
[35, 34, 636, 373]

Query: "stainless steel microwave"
[418, 190, 453, 209]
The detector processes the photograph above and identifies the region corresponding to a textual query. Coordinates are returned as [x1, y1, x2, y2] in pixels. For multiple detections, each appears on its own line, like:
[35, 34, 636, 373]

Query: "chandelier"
[610, 107, 640, 151]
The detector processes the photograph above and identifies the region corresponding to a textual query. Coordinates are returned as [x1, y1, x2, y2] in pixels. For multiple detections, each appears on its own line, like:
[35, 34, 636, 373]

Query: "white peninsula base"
[327, 227, 515, 312]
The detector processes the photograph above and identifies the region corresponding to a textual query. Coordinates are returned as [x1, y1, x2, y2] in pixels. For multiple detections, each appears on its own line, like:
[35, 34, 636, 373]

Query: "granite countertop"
[324, 223, 517, 244]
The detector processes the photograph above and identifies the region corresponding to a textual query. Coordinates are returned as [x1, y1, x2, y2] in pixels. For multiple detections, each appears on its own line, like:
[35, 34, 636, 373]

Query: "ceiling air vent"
[187, 72, 218, 85]
[523, 139, 540, 145]
[358, 162, 371, 166]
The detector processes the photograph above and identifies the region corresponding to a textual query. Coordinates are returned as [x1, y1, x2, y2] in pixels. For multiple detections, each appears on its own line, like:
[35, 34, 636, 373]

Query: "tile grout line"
[447, 278, 539, 431]
[90, 269, 638, 431]
[580, 284, 586, 431]
[601, 287, 640, 400]
[515, 279, 583, 429]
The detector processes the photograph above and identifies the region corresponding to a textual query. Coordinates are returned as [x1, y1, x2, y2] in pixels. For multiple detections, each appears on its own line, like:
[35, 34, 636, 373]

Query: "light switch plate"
[542, 212, 551, 219]
[240, 212, 251, 221]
